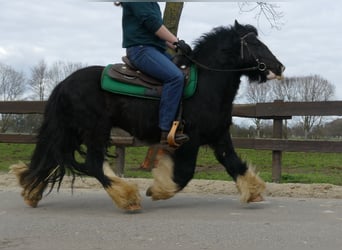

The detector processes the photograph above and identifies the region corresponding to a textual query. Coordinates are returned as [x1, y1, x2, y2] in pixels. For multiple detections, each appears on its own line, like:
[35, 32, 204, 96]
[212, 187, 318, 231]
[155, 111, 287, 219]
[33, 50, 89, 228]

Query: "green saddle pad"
[101, 64, 197, 100]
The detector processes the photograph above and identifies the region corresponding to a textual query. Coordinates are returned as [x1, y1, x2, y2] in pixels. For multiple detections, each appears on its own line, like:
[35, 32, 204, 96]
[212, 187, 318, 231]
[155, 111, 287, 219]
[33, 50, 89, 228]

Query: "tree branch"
[238, 2, 284, 31]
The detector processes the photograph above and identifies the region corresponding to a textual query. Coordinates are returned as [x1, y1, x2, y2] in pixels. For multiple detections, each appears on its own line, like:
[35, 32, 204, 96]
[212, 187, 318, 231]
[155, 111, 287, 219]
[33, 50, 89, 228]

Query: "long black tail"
[26, 82, 86, 191]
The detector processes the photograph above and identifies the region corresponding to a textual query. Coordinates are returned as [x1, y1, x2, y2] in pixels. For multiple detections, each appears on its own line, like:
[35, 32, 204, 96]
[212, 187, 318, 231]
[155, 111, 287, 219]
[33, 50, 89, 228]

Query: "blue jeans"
[127, 45, 185, 131]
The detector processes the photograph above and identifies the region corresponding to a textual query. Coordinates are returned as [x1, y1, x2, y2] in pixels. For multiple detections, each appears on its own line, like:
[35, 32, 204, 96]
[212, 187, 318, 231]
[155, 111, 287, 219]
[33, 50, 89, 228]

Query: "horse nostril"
[281, 65, 286, 72]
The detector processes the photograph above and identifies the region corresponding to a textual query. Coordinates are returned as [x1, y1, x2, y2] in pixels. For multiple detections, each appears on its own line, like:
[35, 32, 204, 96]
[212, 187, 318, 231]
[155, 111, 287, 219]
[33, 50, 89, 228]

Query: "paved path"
[1, 188, 341, 250]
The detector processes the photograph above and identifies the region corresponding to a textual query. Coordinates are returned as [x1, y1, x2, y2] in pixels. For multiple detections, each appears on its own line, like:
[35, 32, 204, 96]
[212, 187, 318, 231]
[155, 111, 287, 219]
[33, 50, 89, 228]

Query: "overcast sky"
[1, 0, 342, 100]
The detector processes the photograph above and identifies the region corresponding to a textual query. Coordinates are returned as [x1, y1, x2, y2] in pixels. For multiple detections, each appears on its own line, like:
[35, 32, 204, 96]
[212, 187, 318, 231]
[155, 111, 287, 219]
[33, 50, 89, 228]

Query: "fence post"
[272, 100, 283, 182]
[115, 146, 125, 177]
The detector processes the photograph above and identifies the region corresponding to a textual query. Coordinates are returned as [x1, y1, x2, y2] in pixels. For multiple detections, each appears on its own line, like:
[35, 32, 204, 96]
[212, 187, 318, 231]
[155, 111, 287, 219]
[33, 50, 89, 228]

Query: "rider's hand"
[173, 40, 192, 55]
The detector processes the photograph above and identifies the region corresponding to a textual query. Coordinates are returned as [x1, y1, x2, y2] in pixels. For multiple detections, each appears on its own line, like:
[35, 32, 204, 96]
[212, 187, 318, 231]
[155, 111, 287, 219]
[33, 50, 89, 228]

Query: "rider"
[118, 2, 191, 145]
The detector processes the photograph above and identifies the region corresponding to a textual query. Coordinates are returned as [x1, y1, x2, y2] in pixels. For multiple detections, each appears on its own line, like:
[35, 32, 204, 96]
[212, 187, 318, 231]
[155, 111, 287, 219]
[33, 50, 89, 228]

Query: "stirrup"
[167, 121, 189, 147]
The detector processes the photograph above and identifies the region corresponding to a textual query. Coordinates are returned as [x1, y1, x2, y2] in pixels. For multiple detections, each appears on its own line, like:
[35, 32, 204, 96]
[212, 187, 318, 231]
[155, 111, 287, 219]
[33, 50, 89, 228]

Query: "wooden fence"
[1, 100, 342, 182]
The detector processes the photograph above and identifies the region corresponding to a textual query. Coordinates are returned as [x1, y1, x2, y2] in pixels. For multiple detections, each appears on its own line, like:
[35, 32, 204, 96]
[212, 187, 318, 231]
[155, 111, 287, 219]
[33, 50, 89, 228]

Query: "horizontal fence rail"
[1, 100, 342, 181]
[232, 100, 342, 118]
[0, 101, 46, 114]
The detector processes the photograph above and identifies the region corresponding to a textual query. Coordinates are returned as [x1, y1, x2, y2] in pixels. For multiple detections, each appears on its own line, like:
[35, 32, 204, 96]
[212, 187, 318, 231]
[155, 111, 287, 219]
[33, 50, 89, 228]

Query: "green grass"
[1, 143, 341, 185]
[0, 144, 35, 169]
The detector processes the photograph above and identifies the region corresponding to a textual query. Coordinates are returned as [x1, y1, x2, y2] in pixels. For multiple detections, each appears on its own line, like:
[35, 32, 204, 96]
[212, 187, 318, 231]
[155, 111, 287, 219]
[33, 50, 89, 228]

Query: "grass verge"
[1, 144, 341, 185]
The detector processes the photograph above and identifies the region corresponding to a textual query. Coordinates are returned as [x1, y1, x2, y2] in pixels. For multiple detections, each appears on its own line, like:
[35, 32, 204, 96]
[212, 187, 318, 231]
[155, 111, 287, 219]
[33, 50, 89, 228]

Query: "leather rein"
[183, 32, 267, 73]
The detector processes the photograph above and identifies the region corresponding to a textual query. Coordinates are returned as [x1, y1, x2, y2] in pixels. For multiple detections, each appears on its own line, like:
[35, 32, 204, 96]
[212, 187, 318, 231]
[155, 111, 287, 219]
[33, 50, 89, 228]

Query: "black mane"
[192, 23, 258, 68]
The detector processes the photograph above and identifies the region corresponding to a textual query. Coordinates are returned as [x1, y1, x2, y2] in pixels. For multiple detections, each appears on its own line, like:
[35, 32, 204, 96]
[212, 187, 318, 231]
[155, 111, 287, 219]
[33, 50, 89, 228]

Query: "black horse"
[11, 21, 284, 211]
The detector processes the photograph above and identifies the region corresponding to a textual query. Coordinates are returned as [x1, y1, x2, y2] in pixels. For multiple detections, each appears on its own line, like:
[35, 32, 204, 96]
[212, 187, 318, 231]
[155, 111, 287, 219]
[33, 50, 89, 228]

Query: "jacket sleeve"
[125, 2, 163, 33]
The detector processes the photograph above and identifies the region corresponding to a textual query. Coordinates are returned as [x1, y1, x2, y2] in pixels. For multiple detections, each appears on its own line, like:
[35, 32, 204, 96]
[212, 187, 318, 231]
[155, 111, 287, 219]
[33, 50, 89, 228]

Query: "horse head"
[234, 20, 285, 82]
[191, 21, 284, 83]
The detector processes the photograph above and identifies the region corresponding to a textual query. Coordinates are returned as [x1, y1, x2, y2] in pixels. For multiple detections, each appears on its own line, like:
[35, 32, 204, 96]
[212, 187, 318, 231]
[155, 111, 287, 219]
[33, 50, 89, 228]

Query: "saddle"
[106, 55, 192, 147]
[107, 55, 191, 90]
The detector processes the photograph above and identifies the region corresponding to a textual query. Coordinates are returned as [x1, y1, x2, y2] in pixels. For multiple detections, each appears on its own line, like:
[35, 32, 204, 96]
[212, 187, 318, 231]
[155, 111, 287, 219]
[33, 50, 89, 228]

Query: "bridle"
[183, 32, 267, 73]
[240, 32, 267, 71]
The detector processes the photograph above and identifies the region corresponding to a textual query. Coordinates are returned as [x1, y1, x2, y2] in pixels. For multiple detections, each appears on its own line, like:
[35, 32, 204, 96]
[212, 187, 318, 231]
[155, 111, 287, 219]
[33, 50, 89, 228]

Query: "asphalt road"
[1, 188, 341, 250]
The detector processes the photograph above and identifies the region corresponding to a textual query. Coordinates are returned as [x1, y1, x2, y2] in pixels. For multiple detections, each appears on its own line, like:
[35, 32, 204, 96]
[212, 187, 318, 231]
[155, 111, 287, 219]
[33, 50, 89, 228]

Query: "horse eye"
[248, 38, 260, 45]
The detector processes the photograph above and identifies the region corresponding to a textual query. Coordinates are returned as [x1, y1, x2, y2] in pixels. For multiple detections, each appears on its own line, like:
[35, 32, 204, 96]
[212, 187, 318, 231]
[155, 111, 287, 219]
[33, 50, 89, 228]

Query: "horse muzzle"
[267, 65, 285, 80]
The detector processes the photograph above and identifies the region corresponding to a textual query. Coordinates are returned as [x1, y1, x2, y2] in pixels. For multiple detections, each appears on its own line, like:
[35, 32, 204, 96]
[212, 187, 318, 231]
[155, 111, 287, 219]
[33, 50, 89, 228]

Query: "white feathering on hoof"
[148, 153, 179, 200]
[9, 162, 46, 208]
[9, 162, 28, 178]
[102, 162, 141, 211]
[236, 166, 266, 203]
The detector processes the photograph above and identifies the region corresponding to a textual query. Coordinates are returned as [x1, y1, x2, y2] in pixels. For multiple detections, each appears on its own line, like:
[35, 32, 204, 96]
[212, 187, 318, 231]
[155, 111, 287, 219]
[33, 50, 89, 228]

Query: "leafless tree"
[163, 2, 284, 33]
[28, 60, 48, 101]
[25, 60, 85, 132]
[245, 82, 272, 137]
[47, 61, 86, 94]
[0, 63, 25, 101]
[270, 77, 300, 102]
[296, 75, 334, 102]
[323, 118, 342, 137]
[269, 77, 302, 138]
[268, 75, 335, 138]
[0, 63, 26, 132]
[28, 60, 85, 100]
[295, 75, 335, 138]
[238, 2, 284, 31]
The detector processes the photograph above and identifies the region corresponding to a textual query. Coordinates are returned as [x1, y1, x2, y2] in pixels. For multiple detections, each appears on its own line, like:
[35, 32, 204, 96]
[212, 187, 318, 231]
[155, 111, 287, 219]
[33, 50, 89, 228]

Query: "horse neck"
[192, 48, 243, 80]
[197, 69, 241, 108]
[192, 28, 240, 70]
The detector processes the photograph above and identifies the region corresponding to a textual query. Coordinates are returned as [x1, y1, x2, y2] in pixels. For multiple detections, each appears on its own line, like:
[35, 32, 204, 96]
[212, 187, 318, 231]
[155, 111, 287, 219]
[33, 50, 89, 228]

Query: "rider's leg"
[127, 46, 188, 144]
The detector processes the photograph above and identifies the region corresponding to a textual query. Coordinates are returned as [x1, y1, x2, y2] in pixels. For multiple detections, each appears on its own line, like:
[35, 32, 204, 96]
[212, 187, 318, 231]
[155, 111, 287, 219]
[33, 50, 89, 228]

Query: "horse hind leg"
[81, 120, 141, 211]
[102, 162, 141, 211]
[10, 162, 49, 208]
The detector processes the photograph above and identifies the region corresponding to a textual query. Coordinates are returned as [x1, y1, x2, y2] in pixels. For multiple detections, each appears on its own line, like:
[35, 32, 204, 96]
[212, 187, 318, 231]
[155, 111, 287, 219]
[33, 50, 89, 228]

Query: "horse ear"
[234, 20, 246, 35]
[234, 20, 241, 28]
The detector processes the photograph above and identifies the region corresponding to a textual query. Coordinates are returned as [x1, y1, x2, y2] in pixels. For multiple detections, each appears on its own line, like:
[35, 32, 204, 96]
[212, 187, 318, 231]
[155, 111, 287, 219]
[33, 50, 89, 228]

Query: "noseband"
[184, 32, 267, 73]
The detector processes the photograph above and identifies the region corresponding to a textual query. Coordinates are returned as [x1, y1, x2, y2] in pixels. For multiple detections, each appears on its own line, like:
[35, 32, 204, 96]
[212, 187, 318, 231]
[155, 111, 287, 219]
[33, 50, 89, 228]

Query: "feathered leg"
[212, 131, 266, 202]
[146, 138, 200, 200]
[10, 162, 49, 208]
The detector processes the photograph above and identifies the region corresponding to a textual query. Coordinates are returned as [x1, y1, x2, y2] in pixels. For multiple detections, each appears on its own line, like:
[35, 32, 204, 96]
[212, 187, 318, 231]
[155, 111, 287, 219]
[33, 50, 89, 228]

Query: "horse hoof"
[24, 198, 39, 208]
[125, 204, 142, 211]
[248, 195, 264, 203]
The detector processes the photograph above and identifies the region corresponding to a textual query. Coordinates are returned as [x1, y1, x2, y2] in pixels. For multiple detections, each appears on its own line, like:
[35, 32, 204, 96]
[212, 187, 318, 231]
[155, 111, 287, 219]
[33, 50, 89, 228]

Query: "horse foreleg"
[102, 162, 141, 211]
[146, 151, 179, 200]
[146, 142, 199, 200]
[235, 166, 265, 202]
[211, 132, 266, 203]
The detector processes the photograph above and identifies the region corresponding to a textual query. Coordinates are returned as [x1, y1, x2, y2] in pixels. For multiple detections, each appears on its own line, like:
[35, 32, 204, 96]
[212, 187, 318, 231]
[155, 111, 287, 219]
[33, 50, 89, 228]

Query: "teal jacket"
[121, 2, 166, 51]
